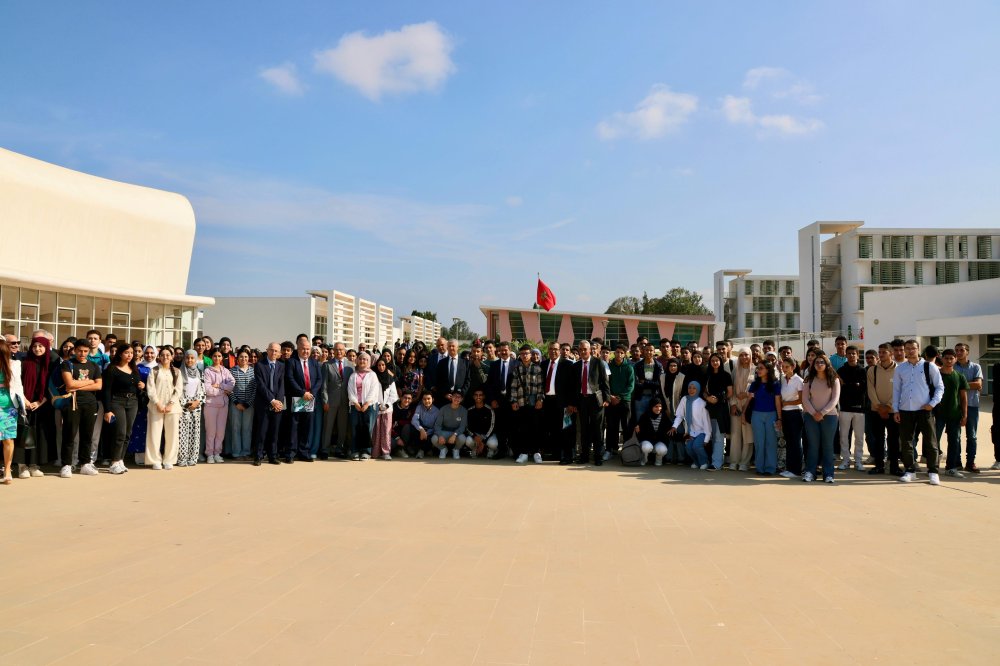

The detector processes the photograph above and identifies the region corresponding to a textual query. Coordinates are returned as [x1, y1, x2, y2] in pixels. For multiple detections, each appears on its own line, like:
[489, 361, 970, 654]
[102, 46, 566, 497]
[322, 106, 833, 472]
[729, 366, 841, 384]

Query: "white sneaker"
[690, 464, 698, 469]
[533, 453, 543, 464]
[163, 463, 173, 470]
[945, 468, 964, 478]
[699, 464, 708, 470]
[739, 464, 749, 472]
[215, 455, 225, 463]
[802, 472, 814, 482]
[780, 470, 798, 478]
[516, 454, 529, 464]
[60, 465, 73, 478]
[80, 462, 98, 476]
[453, 448, 461, 460]
[151, 462, 163, 470]
[382, 454, 392, 461]
[928, 472, 940, 486]
[486, 450, 495, 459]
[30, 466, 44, 477]
[855, 462, 864, 472]
[824, 476, 834, 483]
[206, 456, 215, 464]
[899, 472, 914, 483]
[109, 461, 127, 475]
[439, 448, 448, 459]
[416, 450, 424, 459]
[838, 461, 849, 470]
[361, 453, 371, 460]
[399, 450, 410, 458]
[602, 450, 612, 461]
[654, 455, 664, 467]
[17, 467, 30, 479]
[991, 461, 1000, 470]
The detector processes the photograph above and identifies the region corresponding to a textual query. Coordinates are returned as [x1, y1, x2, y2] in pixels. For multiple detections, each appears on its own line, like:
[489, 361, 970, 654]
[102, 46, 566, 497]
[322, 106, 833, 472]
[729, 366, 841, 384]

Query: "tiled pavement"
[2, 408, 998, 665]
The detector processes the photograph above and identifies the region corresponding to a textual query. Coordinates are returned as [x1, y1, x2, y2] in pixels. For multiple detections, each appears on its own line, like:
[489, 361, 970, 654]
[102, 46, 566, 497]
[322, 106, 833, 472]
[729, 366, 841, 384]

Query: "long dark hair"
[0, 339, 12, 389]
[112, 342, 138, 372]
[807, 351, 837, 389]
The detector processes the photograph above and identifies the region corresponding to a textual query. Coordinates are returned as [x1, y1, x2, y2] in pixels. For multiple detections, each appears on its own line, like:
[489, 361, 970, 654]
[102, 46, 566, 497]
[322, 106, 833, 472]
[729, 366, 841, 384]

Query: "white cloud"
[596, 84, 698, 141]
[259, 63, 305, 95]
[742, 66, 788, 90]
[721, 94, 824, 136]
[505, 195, 523, 207]
[313, 21, 455, 100]
[742, 66, 821, 105]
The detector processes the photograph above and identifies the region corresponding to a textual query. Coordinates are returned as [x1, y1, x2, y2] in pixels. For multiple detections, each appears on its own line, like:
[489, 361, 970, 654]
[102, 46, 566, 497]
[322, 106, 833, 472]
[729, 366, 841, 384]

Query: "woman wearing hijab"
[657, 358, 686, 463]
[203, 349, 235, 463]
[129, 346, 158, 465]
[0, 338, 27, 484]
[17, 335, 55, 477]
[347, 352, 381, 460]
[703, 353, 733, 471]
[728, 347, 756, 471]
[176, 350, 206, 467]
[371, 357, 399, 460]
[146, 347, 182, 470]
[667, 380, 713, 470]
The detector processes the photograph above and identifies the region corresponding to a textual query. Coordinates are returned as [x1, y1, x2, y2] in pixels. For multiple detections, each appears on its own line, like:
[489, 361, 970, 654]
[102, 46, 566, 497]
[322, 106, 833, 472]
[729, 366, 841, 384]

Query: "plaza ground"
[2, 406, 998, 665]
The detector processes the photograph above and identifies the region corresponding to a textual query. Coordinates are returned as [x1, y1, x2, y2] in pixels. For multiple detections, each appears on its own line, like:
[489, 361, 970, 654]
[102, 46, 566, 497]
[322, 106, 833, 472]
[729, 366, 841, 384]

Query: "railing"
[819, 256, 841, 266]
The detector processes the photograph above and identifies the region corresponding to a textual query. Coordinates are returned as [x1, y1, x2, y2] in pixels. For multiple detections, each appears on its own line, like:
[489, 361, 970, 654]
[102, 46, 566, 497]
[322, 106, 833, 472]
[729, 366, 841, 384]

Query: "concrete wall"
[0, 147, 197, 300]
[201, 297, 313, 349]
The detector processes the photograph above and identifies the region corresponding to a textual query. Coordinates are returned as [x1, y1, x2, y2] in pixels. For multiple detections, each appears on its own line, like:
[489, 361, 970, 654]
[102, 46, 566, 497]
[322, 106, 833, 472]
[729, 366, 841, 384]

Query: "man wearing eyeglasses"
[4, 334, 21, 360]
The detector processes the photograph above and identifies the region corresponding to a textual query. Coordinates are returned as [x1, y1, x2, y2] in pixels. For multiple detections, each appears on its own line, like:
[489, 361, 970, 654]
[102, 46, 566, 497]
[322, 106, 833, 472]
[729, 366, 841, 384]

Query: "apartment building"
[713, 270, 800, 339]
[399, 314, 443, 346]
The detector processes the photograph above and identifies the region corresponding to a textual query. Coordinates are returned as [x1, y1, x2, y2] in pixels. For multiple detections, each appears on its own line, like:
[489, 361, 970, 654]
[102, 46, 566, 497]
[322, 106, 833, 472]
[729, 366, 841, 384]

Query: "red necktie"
[546, 361, 554, 392]
[303, 360, 311, 391]
[338, 360, 343, 379]
[581, 361, 588, 395]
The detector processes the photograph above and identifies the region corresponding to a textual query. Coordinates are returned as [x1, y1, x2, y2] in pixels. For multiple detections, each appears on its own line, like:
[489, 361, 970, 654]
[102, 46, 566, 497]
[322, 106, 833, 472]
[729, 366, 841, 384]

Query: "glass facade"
[0, 283, 199, 348]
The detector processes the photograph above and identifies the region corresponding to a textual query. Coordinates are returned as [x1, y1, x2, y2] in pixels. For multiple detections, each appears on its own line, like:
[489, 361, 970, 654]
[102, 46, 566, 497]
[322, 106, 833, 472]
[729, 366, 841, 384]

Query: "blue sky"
[3, 1, 999, 331]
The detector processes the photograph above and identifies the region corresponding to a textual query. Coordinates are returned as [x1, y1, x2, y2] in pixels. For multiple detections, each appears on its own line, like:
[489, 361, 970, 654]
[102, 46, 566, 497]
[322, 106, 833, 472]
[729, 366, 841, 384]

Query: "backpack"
[48, 363, 72, 410]
[620, 434, 645, 466]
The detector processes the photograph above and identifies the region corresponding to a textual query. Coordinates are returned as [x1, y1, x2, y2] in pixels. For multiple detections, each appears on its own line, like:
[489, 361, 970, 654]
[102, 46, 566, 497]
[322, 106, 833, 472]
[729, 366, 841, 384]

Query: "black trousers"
[62, 402, 98, 466]
[511, 404, 541, 456]
[542, 396, 571, 459]
[253, 406, 282, 461]
[491, 397, 512, 458]
[288, 410, 312, 459]
[782, 409, 804, 475]
[577, 396, 605, 462]
[108, 394, 139, 461]
[604, 399, 630, 454]
[898, 410, 938, 473]
[867, 410, 900, 468]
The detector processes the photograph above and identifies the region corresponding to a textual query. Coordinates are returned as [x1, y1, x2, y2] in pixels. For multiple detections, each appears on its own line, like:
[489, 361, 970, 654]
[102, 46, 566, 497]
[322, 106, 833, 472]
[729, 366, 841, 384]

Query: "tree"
[410, 310, 437, 322]
[441, 318, 480, 341]
[605, 287, 711, 316]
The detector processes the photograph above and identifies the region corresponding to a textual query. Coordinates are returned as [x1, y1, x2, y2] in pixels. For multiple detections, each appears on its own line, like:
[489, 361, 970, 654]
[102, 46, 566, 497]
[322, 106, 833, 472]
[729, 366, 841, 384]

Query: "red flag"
[536, 278, 557, 311]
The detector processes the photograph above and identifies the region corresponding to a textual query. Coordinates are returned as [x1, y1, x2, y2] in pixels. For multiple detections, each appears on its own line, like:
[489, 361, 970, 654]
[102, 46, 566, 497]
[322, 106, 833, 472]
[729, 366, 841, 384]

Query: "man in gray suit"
[320, 341, 354, 459]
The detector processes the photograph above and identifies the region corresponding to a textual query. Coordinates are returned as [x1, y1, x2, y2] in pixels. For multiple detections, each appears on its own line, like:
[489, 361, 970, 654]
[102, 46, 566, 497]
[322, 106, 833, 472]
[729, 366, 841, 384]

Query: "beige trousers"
[146, 408, 180, 466]
[729, 413, 755, 466]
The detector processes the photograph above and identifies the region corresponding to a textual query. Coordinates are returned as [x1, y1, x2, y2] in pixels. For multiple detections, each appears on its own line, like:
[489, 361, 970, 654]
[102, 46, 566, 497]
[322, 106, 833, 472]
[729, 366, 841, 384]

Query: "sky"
[2, 1, 1000, 332]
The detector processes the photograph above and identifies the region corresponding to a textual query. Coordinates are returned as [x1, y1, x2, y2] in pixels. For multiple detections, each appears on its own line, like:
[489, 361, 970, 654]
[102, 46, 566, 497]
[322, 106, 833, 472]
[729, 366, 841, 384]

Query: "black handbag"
[743, 396, 755, 425]
[17, 407, 36, 450]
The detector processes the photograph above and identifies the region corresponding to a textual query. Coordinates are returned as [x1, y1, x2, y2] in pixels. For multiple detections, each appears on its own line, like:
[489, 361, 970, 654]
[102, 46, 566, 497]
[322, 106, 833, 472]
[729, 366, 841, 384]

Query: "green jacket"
[608, 359, 635, 401]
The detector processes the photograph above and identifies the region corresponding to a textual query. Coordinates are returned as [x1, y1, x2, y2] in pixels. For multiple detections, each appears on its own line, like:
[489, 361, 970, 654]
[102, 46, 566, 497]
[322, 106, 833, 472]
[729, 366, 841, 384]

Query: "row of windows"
[744, 313, 797, 330]
[743, 280, 797, 296]
[859, 235, 994, 260]
[870, 261, 1000, 285]
[500, 313, 704, 346]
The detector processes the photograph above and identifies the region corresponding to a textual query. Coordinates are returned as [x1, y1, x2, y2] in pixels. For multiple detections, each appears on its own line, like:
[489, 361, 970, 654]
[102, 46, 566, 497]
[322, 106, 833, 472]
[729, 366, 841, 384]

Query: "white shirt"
[780, 374, 804, 411]
[545, 359, 559, 395]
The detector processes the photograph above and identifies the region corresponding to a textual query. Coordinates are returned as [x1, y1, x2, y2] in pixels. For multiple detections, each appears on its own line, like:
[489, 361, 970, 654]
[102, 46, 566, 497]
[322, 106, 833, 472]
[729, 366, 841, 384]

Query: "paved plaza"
[2, 409, 998, 665]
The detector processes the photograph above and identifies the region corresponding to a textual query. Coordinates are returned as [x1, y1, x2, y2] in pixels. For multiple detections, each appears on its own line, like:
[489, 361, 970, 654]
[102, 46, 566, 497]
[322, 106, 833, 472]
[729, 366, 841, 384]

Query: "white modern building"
[865, 277, 1000, 396]
[202, 290, 400, 350]
[399, 314, 443, 346]
[0, 147, 214, 347]
[799, 221, 1000, 338]
[714, 269, 800, 339]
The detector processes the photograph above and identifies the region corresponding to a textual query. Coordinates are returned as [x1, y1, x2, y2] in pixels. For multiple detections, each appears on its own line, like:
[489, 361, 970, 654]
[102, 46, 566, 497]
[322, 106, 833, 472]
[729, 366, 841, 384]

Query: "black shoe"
[594, 459, 603, 466]
[284, 457, 294, 464]
[573, 458, 585, 464]
[318, 452, 329, 461]
[868, 467, 885, 475]
[252, 458, 262, 466]
[298, 455, 314, 462]
[890, 466, 905, 477]
[268, 458, 280, 465]
[559, 459, 571, 466]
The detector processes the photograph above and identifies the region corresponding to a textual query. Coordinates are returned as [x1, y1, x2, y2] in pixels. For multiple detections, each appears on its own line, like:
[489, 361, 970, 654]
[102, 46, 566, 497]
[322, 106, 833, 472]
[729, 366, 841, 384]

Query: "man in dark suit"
[252, 342, 286, 465]
[434, 339, 470, 406]
[484, 341, 515, 459]
[425, 336, 448, 399]
[540, 341, 575, 464]
[285, 335, 324, 463]
[570, 340, 611, 466]
[319, 341, 354, 459]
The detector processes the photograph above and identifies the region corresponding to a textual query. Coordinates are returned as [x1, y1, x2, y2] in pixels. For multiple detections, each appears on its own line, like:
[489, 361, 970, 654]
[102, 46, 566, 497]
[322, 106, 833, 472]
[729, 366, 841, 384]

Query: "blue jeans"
[803, 413, 837, 479]
[685, 433, 708, 467]
[965, 406, 979, 464]
[308, 406, 324, 456]
[349, 406, 376, 455]
[710, 419, 725, 469]
[751, 410, 778, 474]
[228, 403, 254, 457]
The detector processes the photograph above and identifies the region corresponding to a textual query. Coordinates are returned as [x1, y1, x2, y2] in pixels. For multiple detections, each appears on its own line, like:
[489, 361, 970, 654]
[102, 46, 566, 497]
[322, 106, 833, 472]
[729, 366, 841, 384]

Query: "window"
[604, 319, 627, 346]
[38, 291, 56, 323]
[785, 313, 796, 329]
[76, 295, 94, 325]
[675, 324, 703, 344]
[923, 236, 937, 258]
[977, 236, 993, 260]
[753, 297, 774, 312]
[858, 235, 873, 259]
[539, 314, 562, 342]
[945, 236, 955, 259]
[637, 321, 660, 344]
[785, 280, 795, 295]
[759, 313, 778, 329]
[870, 261, 906, 285]
[759, 280, 778, 296]
[970, 262, 1000, 281]
[914, 262, 923, 284]
[313, 315, 328, 338]
[745, 313, 754, 330]
[958, 235, 968, 259]
[859, 287, 873, 309]
[744, 280, 753, 295]
[569, 316, 591, 343]
[881, 235, 913, 259]
[936, 261, 959, 284]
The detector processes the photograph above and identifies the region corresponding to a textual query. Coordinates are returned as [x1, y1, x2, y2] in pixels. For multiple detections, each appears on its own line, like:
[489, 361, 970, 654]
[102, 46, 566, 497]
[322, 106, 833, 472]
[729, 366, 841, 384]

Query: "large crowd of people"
[1, 327, 996, 487]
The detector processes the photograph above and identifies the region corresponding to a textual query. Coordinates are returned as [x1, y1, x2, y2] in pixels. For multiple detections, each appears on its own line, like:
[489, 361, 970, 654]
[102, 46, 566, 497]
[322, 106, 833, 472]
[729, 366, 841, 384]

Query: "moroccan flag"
[536, 278, 557, 311]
